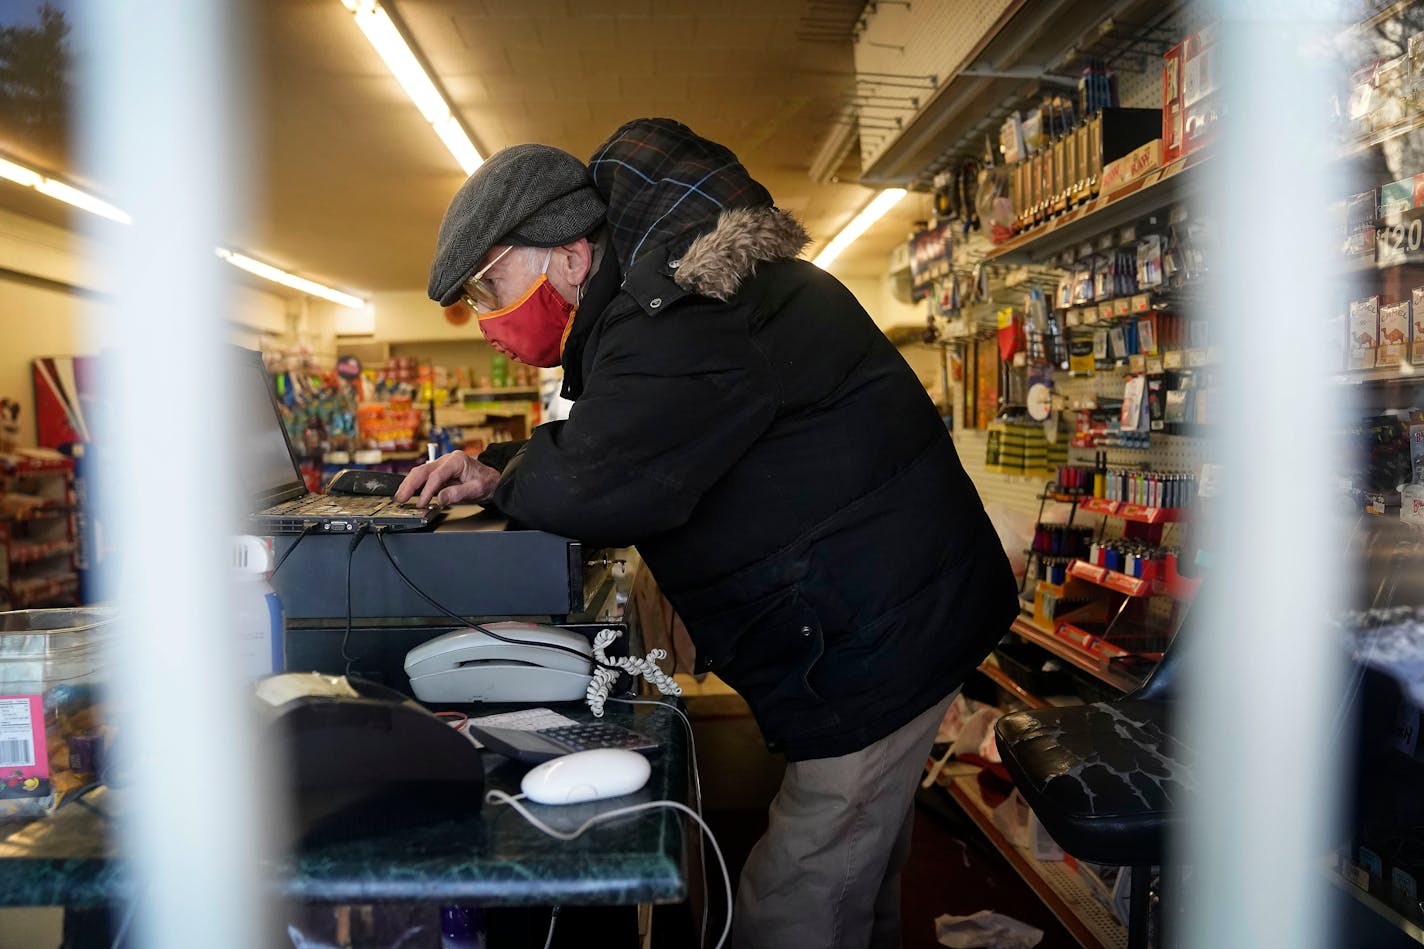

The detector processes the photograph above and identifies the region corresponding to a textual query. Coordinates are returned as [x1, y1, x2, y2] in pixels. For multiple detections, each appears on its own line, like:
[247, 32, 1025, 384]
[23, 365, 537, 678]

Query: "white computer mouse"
[519, 748, 652, 805]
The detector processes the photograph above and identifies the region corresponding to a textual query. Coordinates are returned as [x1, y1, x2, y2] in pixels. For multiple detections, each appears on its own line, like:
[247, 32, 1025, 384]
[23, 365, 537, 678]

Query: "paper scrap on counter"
[935, 910, 1044, 948]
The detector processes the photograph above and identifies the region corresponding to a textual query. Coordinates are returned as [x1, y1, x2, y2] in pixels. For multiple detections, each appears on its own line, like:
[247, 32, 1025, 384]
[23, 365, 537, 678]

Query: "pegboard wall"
[854, 0, 1017, 167]
[877, 1, 1212, 554]
[854, 2, 1197, 169]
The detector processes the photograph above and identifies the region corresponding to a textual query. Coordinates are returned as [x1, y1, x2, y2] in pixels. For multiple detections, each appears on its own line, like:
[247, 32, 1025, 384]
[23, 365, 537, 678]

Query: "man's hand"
[395, 451, 501, 508]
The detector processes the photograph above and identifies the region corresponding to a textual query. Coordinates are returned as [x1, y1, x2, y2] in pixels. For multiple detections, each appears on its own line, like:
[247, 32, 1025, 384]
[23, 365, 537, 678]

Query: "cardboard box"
[1181, 28, 1221, 155]
[1412, 288, 1424, 365]
[1350, 296, 1380, 370]
[1100, 139, 1163, 194]
[1379, 301, 1410, 366]
[1346, 189, 1378, 257]
[1163, 40, 1186, 162]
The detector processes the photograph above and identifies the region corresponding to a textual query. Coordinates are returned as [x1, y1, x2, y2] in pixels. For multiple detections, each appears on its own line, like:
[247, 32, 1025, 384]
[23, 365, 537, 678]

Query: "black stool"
[994, 640, 1191, 949]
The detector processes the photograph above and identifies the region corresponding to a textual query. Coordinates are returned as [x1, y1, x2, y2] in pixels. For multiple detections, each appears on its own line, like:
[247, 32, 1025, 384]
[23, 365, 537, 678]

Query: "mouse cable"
[542, 905, 560, 949]
[269, 521, 321, 578]
[607, 696, 707, 948]
[341, 524, 372, 675]
[484, 790, 731, 949]
[109, 895, 137, 949]
[372, 527, 611, 670]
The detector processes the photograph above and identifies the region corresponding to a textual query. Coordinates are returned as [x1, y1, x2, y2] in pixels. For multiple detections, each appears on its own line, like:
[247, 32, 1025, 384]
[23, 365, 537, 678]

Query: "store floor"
[651, 797, 1078, 949]
[648, 680, 1079, 949]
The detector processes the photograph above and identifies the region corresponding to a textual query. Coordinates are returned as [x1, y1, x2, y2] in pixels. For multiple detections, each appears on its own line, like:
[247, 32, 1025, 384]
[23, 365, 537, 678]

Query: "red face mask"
[476, 253, 577, 368]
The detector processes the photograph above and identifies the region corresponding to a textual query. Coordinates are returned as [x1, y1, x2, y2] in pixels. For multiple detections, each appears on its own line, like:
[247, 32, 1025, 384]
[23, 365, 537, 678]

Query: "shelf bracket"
[959, 65, 1049, 80]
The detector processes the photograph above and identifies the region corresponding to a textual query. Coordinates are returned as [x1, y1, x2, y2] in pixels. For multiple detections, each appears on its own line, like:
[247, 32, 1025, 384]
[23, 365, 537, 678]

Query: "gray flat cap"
[428, 143, 607, 307]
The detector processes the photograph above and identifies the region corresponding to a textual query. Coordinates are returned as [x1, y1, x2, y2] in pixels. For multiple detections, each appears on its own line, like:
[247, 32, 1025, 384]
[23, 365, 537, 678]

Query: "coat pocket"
[688, 586, 839, 741]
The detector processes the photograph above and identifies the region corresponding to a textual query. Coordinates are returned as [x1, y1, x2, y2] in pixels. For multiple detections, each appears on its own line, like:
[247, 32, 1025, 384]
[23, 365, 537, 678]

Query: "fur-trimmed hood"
[672, 206, 810, 302]
[588, 118, 807, 302]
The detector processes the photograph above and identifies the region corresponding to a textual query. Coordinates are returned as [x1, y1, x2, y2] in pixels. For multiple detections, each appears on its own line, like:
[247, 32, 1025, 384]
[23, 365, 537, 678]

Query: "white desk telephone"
[403, 622, 594, 704]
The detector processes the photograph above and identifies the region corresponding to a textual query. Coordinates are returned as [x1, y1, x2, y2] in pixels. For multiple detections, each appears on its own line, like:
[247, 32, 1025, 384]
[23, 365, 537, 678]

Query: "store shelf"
[1068, 559, 1153, 597]
[1329, 364, 1424, 386]
[1325, 864, 1424, 945]
[1078, 496, 1186, 523]
[977, 661, 1052, 710]
[1011, 616, 1145, 693]
[985, 154, 1206, 266]
[8, 539, 74, 565]
[1040, 491, 1089, 504]
[937, 770, 1127, 949]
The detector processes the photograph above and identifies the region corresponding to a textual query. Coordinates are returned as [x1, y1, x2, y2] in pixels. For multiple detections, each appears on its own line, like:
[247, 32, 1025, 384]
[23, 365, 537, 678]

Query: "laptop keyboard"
[288, 495, 390, 515]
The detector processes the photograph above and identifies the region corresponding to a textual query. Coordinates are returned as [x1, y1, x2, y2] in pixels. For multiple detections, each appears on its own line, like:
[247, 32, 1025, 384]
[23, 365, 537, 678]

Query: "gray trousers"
[730, 690, 958, 949]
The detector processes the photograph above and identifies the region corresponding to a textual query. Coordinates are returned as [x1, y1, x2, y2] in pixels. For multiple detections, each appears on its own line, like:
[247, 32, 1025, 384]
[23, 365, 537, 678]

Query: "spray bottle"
[232, 535, 285, 678]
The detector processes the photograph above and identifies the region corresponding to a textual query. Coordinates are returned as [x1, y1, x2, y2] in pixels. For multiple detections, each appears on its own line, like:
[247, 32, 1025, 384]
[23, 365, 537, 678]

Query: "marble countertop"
[0, 698, 691, 908]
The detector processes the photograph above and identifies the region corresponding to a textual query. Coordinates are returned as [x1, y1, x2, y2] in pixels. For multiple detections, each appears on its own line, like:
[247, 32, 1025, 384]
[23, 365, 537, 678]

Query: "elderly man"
[399, 118, 1017, 949]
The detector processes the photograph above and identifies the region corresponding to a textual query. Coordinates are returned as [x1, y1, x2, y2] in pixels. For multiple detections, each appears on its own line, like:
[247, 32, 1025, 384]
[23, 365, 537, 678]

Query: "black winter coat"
[486, 120, 1018, 760]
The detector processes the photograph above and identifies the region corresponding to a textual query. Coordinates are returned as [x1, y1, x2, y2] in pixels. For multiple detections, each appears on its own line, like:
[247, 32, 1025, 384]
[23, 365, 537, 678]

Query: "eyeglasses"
[460, 245, 514, 312]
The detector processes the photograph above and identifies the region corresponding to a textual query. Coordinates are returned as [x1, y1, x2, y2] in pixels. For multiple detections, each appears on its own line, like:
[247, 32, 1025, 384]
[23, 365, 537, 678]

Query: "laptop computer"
[238, 347, 442, 534]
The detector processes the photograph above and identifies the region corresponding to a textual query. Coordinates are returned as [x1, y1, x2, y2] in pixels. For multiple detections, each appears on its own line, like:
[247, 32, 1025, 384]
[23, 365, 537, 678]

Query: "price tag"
[1079, 242, 1095, 259]
[1146, 355, 1165, 374]
[1096, 233, 1115, 252]
[1084, 307, 1099, 325]
[1163, 350, 1185, 369]
[1113, 297, 1132, 317]
[1131, 293, 1151, 312]
[1170, 204, 1189, 225]
[1120, 225, 1137, 245]
[1187, 348, 1208, 367]
[1129, 354, 1147, 373]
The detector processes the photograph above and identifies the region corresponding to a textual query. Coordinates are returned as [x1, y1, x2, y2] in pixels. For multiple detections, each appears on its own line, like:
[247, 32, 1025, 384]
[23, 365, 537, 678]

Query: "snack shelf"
[985, 154, 1206, 266]
[930, 767, 1126, 949]
[1077, 497, 1186, 523]
[1010, 617, 1145, 694]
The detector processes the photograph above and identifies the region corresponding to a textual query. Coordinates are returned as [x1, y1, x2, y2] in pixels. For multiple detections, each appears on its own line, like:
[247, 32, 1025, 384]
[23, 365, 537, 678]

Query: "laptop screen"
[238, 348, 308, 507]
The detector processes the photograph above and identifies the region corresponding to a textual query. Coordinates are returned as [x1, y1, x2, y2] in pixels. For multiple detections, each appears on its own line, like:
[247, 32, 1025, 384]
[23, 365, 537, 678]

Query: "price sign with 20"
[1378, 215, 1424, 264]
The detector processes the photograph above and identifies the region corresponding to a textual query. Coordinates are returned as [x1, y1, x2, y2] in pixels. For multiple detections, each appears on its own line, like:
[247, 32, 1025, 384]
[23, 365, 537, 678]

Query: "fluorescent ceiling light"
[340, 0, 483, 174]
[1, 150, 365, 308]
[812, 188, 908, 270]
[0, 156, 42, 188]
[215, 247, 368, 310]
[0, 151, 131, 224]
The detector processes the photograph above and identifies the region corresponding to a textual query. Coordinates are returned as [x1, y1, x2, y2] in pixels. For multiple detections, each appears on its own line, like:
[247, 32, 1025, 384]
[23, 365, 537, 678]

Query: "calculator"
[465, 721, 660, 764]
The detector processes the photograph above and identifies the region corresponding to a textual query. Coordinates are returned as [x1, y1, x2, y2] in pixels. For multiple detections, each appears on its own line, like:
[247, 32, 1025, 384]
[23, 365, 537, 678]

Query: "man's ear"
[554, 238, 594, 286]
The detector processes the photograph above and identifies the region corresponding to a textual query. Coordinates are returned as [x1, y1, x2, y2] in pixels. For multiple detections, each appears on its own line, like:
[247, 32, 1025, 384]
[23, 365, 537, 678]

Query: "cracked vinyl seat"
[993, 634, 1190, 948]
[993, 693, 1193, 865]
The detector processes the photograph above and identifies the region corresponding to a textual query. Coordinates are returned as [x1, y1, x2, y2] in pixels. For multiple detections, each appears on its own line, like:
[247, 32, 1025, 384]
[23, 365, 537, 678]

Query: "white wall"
[839, 272, 925, 331]
[0, 207, 293, 446]
[366, 289, 476, 343]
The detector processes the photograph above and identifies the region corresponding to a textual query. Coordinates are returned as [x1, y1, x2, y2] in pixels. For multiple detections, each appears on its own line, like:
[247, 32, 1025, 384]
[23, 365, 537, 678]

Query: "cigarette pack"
[1378, 301, 1410, 366]
[1350, 296, 1380, 370]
